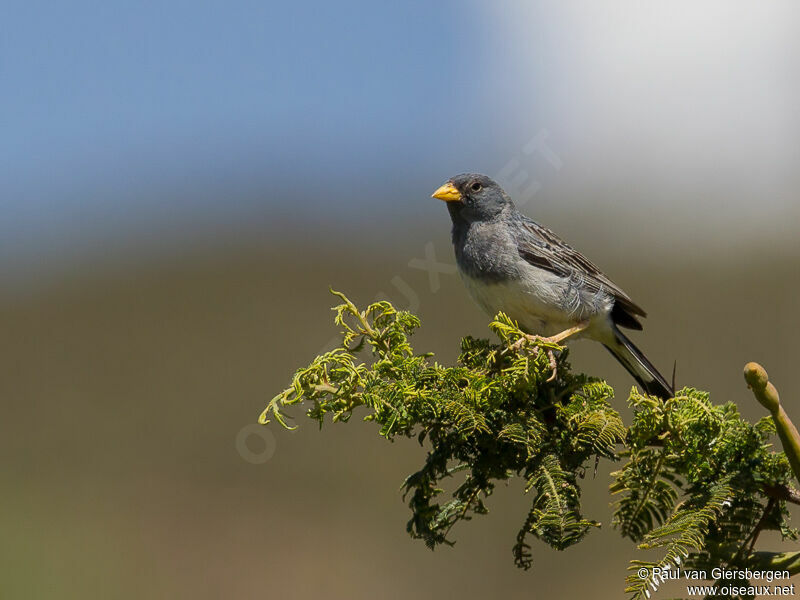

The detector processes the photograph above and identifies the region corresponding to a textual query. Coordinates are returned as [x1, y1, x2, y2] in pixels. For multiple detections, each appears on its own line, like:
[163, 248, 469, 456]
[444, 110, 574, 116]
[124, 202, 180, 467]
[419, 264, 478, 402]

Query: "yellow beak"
[431, 182, 462, 202]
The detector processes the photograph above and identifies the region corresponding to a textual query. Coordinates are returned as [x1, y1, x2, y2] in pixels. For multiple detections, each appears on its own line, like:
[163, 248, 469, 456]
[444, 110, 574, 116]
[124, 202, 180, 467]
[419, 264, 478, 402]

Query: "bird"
[431, 173, 673, 399]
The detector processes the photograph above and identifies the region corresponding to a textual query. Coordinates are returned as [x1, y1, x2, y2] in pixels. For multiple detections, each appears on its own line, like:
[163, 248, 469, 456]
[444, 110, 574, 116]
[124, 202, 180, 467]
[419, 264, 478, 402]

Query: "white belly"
[460, 271, 612, 339]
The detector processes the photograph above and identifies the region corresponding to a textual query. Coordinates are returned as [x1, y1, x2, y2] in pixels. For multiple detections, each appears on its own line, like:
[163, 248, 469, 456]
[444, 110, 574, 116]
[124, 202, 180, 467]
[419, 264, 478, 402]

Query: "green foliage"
[263, 292, 798, 598]
[263, 291, 624, 566]
[615, 388, 797, 599]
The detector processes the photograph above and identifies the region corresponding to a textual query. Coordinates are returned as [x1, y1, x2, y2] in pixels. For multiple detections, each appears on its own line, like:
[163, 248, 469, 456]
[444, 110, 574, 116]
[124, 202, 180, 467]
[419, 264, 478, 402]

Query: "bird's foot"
[509, 333, 553, 353]
[544, 349, 558, 382]
[507, 322, 589, 381]
[508, 334, 561, 382]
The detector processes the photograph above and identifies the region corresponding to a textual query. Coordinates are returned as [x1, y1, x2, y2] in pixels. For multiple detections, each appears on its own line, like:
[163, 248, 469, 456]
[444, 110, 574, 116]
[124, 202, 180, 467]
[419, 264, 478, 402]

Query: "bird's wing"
[513, 216, 646, 329]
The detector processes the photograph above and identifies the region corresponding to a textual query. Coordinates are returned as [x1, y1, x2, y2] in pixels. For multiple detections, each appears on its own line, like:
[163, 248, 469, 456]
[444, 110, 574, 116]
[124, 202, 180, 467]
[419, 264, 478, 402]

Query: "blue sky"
[3, 1, 508, 192]
[2, 1, 799, 281]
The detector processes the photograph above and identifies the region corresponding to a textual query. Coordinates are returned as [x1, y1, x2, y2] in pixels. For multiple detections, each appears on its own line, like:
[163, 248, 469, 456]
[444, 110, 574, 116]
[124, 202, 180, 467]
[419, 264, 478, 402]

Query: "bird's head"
[431, 173, 513, 223]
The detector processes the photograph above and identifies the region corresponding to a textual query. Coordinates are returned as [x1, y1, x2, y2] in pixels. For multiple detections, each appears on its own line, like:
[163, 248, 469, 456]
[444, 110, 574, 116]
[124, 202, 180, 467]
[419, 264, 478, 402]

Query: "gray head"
[431, 173, 514, 224]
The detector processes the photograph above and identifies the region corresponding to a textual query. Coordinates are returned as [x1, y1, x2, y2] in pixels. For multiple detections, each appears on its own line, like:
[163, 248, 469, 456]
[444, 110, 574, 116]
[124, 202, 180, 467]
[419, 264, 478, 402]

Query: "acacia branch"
[262, 292, 800, 595]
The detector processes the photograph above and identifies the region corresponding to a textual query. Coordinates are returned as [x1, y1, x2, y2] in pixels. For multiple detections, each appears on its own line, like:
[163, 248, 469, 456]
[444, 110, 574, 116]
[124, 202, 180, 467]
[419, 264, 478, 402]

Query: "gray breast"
[452, 221, 520, 283]
[453, 222, 615, 335]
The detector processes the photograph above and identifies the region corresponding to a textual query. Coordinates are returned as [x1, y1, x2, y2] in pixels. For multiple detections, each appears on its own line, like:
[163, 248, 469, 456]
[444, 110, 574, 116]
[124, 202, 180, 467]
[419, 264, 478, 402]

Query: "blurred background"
[2, 1, 799, 598]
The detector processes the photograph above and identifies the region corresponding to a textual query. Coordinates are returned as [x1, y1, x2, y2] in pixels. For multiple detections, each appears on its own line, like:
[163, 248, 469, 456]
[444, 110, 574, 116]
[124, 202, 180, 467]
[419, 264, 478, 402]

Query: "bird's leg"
[546, 321, 590, 344]
[509, 321, 590, 382]
[510, 321, 589, 351]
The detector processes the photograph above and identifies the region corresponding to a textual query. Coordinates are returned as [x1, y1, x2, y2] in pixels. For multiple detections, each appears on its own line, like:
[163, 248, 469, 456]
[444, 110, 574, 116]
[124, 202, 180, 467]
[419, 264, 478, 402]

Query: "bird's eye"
[471, 182, 482, 192]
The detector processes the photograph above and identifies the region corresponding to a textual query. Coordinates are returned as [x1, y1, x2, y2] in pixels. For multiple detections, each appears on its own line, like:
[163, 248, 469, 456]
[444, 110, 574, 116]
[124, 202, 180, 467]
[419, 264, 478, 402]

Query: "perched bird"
[432, 173, 673, 399]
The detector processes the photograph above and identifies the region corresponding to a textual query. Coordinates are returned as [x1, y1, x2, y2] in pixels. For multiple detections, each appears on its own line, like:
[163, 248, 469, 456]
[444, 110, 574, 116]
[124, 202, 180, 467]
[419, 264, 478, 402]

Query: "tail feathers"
[603, 326, 674, 399]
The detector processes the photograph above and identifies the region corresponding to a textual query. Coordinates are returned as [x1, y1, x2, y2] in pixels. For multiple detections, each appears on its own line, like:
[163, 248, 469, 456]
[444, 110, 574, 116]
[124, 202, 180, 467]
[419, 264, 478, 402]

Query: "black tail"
[603, 325, 674, 399]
